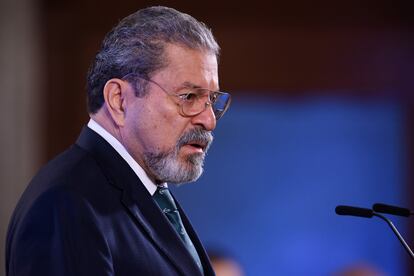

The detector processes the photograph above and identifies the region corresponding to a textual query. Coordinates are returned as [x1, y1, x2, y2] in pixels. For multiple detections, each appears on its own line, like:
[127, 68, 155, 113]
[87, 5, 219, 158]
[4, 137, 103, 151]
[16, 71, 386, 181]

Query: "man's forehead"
[155, 44, 219, 91]
[163, 43, 218, 69]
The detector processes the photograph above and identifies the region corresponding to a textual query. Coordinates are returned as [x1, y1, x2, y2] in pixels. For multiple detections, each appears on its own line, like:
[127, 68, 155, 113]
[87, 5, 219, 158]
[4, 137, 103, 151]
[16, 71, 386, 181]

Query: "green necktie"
[153, 187, 203, 274]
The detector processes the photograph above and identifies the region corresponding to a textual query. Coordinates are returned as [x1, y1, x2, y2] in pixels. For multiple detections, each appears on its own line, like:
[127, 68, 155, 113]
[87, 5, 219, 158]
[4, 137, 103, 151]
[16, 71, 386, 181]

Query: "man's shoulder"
[9, 143, 120, 230]
[34, 144, 100, 189]
[5, 144, 123, 276]
[17, 144, 108, 210]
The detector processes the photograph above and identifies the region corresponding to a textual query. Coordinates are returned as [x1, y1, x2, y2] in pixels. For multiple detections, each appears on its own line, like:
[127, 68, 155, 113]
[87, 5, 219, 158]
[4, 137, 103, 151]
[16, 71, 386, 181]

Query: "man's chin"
[166, 159, 204, 185]
[144, 150, 205, 184]
[184, 152, 205, 165]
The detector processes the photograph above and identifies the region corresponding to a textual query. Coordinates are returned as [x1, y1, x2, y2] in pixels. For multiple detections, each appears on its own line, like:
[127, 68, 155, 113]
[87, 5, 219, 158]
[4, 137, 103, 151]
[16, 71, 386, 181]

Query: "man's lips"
[182, 141, 207, 153]
[176, 128, 213, 155]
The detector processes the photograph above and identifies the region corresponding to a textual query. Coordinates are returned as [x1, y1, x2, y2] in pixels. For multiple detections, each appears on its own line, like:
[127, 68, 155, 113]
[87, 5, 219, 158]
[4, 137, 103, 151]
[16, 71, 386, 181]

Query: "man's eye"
[178, 93, 198, 101]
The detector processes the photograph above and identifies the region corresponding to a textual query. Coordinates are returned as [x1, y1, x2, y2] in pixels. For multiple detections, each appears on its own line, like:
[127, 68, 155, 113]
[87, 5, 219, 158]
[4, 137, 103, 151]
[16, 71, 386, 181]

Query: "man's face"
[120, 44, 218, 184]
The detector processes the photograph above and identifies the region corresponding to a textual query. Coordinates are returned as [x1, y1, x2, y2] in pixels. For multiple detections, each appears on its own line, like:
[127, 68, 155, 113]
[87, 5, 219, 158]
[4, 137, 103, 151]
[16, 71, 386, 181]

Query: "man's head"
[87, 6, 220, 113]
[87, 6, 230, 184]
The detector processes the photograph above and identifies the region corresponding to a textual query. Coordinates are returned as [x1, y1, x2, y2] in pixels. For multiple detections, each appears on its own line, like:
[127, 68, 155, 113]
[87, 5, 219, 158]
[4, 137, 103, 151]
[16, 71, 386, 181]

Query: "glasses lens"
[181, 93, 204, 116]
[212, 93, 231, 120]
[180, 90, 231, 120]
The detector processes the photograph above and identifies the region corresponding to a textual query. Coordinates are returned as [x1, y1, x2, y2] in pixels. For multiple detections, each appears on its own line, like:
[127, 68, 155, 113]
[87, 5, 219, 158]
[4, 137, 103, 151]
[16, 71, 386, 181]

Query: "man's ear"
[102, 78, 129, 127]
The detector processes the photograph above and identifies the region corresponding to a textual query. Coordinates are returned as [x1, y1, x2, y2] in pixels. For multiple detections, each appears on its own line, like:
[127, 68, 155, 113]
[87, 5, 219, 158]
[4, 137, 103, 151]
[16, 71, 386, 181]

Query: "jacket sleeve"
[7, 187, 115, 276]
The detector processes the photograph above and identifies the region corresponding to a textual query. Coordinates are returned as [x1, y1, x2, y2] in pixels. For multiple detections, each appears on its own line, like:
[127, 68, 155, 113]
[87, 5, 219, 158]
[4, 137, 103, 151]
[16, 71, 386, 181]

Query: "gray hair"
[87, 6, 220, 114]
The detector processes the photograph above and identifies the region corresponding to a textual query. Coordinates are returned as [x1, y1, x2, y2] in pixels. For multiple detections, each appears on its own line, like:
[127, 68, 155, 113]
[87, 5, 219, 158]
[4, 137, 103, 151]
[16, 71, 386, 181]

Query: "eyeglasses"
[124, 74, 231, 120]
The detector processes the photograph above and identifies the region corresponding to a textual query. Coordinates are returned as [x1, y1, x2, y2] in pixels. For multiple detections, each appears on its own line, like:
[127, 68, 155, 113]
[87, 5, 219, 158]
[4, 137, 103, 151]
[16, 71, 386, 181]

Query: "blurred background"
[1, 0, 413, 275]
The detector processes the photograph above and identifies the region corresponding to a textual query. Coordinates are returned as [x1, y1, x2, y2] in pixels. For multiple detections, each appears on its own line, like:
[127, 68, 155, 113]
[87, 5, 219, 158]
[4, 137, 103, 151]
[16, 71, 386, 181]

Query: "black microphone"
[373, 203, 413, 217]
[335, 205, 374, 218]
[335, 204, 414, 260]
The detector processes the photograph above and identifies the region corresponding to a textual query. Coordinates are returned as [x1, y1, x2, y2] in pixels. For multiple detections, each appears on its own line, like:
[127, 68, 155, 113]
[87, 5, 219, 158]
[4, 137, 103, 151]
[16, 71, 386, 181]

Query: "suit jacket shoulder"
[6, 127, 214, 276]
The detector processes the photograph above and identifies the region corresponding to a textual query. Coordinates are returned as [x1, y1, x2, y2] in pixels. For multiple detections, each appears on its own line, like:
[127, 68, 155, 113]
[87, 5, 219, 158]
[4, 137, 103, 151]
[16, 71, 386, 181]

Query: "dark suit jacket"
[6, 127, 214, 276]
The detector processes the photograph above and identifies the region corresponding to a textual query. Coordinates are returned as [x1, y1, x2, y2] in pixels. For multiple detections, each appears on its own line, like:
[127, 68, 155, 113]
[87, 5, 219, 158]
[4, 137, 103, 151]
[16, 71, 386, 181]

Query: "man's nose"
[191, 103, 216, 131]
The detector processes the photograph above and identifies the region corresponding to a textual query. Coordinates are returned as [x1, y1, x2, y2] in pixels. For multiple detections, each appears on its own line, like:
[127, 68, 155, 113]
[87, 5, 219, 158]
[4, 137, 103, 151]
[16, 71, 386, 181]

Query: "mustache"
[176, 128, 213, 152]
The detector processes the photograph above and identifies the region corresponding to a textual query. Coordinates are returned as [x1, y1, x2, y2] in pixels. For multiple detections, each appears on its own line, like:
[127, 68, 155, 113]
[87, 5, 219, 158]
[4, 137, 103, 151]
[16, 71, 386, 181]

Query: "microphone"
[335, 204, 414, 260]
[373, 203, 413, 217]
[335, 205, 373, 218]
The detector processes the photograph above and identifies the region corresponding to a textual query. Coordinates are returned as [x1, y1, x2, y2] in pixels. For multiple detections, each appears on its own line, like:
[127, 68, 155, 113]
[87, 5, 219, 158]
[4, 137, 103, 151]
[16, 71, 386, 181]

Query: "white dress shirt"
[87, 119, 166, 195]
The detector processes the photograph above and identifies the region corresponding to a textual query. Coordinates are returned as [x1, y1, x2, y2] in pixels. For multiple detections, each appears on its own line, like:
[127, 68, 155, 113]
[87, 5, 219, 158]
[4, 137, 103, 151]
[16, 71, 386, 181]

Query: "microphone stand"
[373, 212, 414, 260]
[335, 205, 414, 261]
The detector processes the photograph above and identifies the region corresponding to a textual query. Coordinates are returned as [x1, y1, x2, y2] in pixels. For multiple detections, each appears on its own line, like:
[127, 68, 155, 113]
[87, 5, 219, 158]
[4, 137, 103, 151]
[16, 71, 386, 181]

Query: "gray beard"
[143, 128, 213, 184]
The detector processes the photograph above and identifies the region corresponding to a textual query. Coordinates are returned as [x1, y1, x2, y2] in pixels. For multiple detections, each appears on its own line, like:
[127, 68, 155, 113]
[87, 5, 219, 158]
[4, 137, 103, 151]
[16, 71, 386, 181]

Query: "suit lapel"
[120, 187, 203, 276]
[76, 127, 203, 276]
[175, 197, 215, 276]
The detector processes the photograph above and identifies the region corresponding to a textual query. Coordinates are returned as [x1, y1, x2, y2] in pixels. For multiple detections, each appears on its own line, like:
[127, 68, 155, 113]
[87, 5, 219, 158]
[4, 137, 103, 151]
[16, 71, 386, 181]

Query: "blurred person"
[333, 263, 385, 276]
[209, 250, 245, 276]
[6, 6, 231, 276]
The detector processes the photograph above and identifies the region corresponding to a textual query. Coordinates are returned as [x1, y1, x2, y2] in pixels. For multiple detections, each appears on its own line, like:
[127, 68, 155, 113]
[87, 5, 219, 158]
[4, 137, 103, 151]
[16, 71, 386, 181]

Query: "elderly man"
[6, 6, 230, 276]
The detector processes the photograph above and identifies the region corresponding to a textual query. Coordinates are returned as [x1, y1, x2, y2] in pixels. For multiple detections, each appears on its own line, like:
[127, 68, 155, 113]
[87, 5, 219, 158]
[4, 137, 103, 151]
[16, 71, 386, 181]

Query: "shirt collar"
[87, 118, 166, 195]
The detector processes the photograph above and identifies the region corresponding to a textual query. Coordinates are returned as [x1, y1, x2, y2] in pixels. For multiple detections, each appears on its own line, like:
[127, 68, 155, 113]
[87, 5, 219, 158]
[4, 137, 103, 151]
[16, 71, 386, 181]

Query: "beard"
[143, 128, 213, 184]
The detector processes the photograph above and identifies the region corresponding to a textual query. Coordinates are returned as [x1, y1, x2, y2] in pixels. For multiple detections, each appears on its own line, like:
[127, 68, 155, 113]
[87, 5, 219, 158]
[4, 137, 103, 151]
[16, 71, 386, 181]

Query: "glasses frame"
[122, 74, 231, 120]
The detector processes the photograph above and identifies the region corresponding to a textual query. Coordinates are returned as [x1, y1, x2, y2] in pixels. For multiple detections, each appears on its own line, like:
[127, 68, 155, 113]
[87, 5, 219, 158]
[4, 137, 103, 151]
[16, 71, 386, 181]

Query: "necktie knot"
[153, 187, 177, 214]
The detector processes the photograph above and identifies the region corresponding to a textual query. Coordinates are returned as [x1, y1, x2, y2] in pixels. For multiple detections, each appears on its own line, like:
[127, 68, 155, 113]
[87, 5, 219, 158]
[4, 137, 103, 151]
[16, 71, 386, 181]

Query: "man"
[6, 6, 230, 276]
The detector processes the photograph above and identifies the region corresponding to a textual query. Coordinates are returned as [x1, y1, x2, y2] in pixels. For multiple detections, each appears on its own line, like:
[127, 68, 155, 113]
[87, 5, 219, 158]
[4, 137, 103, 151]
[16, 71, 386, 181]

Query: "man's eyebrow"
[180, 81, 202, 89]
[177, 81, 220, 91]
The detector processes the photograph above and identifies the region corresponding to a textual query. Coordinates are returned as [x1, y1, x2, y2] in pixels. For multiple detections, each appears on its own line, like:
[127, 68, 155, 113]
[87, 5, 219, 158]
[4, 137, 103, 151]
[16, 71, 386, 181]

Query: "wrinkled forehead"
[155, 43, 219, 91]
